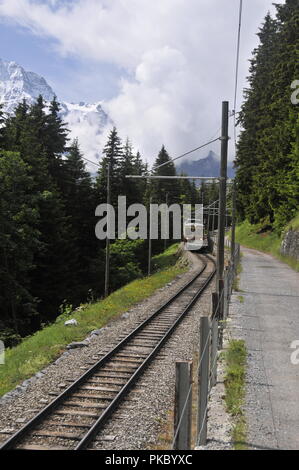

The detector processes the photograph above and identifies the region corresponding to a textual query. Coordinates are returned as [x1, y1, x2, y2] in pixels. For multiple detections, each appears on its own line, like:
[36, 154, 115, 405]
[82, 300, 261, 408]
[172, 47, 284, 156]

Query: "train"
[183, 218, 211, 252]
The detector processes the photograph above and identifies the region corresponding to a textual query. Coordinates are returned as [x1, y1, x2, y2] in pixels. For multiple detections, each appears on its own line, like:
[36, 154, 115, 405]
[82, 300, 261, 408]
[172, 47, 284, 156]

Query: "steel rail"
[1, 254, 215, 450]
[76, 255, 215, 449]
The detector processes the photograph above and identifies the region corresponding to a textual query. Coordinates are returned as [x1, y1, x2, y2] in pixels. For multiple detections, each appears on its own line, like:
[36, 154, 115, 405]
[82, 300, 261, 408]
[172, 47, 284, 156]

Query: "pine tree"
[0, 151, 40, 338]
[63, 139, 99, 302]
[152, 145, 180, 204]
[119, 138, 137, 206]
[96, 127, 123, 207]
[235, 2, 299, 230]
[179, 175, 199, 206]
[133, 151, 148, 204]
[44, 96, 69, 188]
[2, 97, 76, 324]
[235, 13, 279, 224]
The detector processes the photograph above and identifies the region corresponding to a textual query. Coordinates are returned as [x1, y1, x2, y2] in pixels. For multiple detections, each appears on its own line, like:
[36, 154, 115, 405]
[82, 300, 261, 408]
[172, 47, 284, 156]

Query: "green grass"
[286, 213, 299, 231]
[0, 244, 187, 397]
[235, 220, 299, 272]
[224, 339, 247, 450]
[232, 259, 243, 292]
[152, 243, 182, 271]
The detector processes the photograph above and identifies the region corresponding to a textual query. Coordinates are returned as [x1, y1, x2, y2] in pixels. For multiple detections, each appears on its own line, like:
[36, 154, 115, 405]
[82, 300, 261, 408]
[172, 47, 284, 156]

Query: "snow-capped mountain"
[0, 58, 111, 168]
[0, 59, 55, 113]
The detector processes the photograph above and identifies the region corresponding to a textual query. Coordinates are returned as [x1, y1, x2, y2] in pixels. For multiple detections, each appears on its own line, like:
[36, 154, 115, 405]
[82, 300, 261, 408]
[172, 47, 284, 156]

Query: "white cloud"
[0, 0, 283, 163]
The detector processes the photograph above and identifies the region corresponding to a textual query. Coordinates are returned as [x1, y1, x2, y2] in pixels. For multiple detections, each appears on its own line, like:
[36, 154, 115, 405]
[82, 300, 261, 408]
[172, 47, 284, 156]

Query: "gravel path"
[0, 251, 214, 449]
[229, 247, 299, 450]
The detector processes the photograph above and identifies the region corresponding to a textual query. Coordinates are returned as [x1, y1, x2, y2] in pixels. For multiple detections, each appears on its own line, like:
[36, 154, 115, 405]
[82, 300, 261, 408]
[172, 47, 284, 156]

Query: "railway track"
[0, 254, 216, 451]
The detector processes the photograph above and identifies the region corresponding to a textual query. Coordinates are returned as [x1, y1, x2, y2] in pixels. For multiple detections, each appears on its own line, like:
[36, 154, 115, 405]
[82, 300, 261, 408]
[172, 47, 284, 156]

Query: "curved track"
[0, 253, 215, 450]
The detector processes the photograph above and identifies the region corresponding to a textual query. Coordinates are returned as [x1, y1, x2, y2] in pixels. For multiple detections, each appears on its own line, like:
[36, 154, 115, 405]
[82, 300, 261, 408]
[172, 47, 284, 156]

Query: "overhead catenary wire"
[233, 0, 243, 147]
[81, 128, 222, 175]
[81, 155, 101, 168]
[154, 137, 221, 171]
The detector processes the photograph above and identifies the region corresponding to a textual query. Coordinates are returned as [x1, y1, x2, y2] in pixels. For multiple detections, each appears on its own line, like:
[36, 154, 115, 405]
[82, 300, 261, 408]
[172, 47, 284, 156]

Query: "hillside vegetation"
[235, 219, 299, 272]
[0, 244, 187, 397]
[0, 94, 203, 346]
[235, 0, 299, 234]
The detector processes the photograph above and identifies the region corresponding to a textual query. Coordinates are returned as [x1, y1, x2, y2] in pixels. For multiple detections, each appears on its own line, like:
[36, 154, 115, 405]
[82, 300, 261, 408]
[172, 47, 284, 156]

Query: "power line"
[80, 126, 221, 175]
[154, 137, 221, 171]
[81, 155, 101, 168]
[233, 0, 243, 147]
[80, 125, 222, 173]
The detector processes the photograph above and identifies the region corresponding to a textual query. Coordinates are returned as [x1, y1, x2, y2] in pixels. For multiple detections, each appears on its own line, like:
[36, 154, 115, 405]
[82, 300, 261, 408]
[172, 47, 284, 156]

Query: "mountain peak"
[206, 150, 219, 161]
[176, 150, 235, 180]
[0, 58, 112, 170]
[0, 58, 55, 113]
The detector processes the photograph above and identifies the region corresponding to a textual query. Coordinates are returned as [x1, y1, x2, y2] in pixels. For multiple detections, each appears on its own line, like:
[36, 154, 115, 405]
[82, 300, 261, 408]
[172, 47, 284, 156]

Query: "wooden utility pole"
[104, 161, 111, 298]
[216, 101, 229, 287]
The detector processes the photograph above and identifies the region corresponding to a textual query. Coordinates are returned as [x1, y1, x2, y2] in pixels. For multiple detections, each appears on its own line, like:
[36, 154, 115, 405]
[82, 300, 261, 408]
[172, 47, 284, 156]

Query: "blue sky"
[0, 20, 123, 102]
[0, 0, 284, 161]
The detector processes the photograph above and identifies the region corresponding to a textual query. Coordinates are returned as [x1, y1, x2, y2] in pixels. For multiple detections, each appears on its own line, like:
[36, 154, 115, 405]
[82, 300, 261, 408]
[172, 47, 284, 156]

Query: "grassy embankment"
[0, 243, 188, 397]
[224, 339, 247, 450]
[235, 216, 299, 272]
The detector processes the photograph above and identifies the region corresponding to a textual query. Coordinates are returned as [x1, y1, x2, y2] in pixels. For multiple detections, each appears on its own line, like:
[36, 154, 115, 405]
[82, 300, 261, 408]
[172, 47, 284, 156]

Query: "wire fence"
[172, 241, 241, 450]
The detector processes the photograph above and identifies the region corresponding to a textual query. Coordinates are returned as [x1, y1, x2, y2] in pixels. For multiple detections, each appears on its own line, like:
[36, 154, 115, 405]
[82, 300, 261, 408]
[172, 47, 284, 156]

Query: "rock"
[64, 319, 78, 326]
[121, 313, 129, 320]
[281, 229, 299, 260]
[90, 329, 103, 336]
[58, 383, 67, 388]
[21, 379, 31, 388]
[54, 351, 70, 365]
[67, 341, 89, 350]
[88, 335, 97, 342]
[16, 418, 26, 424]
[99, 435, 116, 442]
[35, 372, 44, 379]
[39, 398, 48, 404]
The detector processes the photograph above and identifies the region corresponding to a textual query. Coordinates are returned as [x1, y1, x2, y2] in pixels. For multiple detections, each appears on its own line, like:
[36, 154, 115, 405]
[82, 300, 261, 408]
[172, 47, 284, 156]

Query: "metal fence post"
[174, 361, 193, 450]
[198, 317, 210, 446]
[210, 293, 219, 387]
[218, 279, 224, 349]
[224, 266, 230, 320]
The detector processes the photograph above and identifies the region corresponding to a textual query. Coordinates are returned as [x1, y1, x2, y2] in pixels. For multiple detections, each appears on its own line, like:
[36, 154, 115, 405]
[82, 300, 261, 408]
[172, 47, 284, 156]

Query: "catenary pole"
[104, 161, 111, 298]
[148, 189, 152, 276]
[164, 192, 169, 251]
[216, 102, 229, 287]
